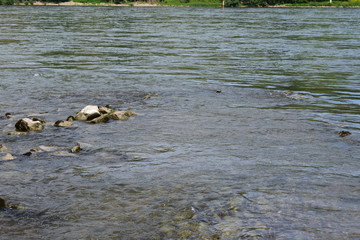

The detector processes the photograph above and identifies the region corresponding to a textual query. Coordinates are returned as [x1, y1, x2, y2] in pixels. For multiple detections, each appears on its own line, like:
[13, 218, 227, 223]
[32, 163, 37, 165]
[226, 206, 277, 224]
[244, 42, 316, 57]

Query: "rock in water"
[70, 143, 81, 153]
[1, 153, 15, 161]
[337, 131, 351, 137]
[74, 105, 137, 123]
[110, 110, 137, 121]
[0, 144, 10, 152]
[75, 105, 101, 121]
[0, 198, 5, 209]
[15, 118, 44, 132]
[89, 114, 110, 124]
[54, 120, 73, 127]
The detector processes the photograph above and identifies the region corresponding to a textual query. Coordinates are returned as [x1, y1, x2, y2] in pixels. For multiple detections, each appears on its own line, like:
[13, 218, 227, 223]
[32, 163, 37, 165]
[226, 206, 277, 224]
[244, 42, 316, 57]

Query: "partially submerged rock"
[74, 105, 101, 121]
[337, 130, 351, 137]
[73, 105, 137, 124]
[1, 153, 15, 161]
[109, 110, 137, 121]
[0, 198, 5, 209]
[15, 118, 44, 132]
[89, 114, 111, 124]
[144, 92, 158, 100]
[70, 143, 81, 153]
[0, 144, 10, 152]
[54, 120, 73, 127]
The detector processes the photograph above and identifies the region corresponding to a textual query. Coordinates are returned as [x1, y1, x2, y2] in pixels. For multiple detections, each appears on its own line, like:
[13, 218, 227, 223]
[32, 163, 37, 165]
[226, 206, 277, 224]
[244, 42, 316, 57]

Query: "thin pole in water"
[222, 0, 225, 8]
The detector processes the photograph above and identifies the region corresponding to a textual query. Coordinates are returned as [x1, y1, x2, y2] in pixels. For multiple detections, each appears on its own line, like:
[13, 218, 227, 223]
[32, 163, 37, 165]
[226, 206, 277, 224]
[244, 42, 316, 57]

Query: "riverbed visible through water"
[0, 6, 359, 239]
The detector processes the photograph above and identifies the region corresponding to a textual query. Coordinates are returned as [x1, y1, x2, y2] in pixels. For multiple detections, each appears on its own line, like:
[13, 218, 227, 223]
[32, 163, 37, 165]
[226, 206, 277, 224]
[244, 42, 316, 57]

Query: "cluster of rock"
[1, 105, 137, 161]
[12, 105, 137, 132]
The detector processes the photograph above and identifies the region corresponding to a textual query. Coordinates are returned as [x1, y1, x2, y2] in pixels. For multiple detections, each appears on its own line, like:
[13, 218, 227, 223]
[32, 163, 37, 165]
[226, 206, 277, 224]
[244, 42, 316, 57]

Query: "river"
[0, 6, 359, 239]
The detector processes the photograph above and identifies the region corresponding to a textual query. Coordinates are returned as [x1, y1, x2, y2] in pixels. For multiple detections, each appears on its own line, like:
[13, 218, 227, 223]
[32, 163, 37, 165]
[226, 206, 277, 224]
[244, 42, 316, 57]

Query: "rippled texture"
[0, 6, 359, 239]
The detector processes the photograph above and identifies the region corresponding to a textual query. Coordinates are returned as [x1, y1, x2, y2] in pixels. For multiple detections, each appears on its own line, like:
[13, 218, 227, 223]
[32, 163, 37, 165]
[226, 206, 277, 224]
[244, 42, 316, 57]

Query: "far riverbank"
[11, 0, 360, 8]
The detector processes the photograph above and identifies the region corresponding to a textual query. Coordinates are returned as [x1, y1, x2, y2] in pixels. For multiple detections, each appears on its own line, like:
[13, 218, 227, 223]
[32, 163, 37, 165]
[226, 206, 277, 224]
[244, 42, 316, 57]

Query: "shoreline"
[28, 1, 160, 6]
[18, 1, 360, 7]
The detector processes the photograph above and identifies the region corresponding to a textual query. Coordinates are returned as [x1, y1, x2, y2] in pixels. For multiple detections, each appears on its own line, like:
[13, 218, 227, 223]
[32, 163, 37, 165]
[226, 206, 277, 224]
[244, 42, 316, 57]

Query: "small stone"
[39, 145, 63, 152]
[89, 114, 110, 124]
[70, 143, 81, 153]
[30, 148, 42, 152]
[144, 93, 158, 100]
[98, 106, 112, 114]
[109, 110, 137, 121]
[66, 116, 75, 121]
[1, 153, 15, 161]
[53, 151, 78, 157]
[5, 113, 12, 119]
[23, 152, 32, 156]
[337, 131, 351, 137]
[75, 105, 100, 121]
[6, 131, 27, 136]
[54, 120, 73, 127]
[15, 118, 44, 132]
[31, 117, 46, 124]
[0, 144, 10, 152]
[215, 90, 223, 93]
[0, 198, 5, 208]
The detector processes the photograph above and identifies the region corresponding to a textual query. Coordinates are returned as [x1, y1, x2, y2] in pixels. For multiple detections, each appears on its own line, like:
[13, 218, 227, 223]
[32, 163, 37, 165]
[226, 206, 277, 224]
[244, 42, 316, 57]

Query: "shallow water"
[0, 6, 359, 239]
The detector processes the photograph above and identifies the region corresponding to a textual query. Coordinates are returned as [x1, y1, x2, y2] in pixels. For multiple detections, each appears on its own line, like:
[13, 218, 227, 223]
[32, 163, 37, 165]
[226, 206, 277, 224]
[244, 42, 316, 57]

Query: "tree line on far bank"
[0, 0, 358, 8]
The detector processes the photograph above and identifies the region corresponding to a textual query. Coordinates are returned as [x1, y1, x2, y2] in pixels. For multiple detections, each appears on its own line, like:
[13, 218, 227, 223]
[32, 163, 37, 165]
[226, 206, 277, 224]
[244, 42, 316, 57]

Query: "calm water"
[0, 6, 359, 239]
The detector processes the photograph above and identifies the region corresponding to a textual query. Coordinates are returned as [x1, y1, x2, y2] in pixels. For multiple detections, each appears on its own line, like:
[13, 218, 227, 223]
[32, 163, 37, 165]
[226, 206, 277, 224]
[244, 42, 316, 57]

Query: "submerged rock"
[1, 153, 15, 161]
[144, 92, 158, 100]
[15, 118, 44, 132]
[53, 151, 78, 157]
[0, 144, 10, 152]
[6, 131, 27, 136]
[337, 130, 351, 137]
[70, 143, 82, 153]
[89, 114, 111, 124]
[0, 198, 5, 209]
[66, 116, 76, 121]
[0, 113, 12, 120]
[109, 110, 137, 121]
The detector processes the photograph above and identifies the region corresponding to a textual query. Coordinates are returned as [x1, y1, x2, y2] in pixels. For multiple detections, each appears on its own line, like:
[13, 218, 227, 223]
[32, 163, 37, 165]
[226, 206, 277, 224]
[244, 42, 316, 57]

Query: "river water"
[0, 6, 359, 239]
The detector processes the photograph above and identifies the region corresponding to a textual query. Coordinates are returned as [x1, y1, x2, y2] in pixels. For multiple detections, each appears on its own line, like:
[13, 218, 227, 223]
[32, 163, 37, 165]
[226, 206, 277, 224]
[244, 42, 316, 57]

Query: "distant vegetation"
[1, 0, 360, 7]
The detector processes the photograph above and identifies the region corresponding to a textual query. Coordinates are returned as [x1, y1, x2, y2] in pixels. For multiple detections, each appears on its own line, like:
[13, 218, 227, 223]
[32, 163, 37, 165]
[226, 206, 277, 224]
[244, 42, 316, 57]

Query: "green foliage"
[0, 0, 15, 5]
[73, 0, 125, 4]
[243, 0, 268, 6]
[159, 0, 220, 6]
[225, 0, 240, 6]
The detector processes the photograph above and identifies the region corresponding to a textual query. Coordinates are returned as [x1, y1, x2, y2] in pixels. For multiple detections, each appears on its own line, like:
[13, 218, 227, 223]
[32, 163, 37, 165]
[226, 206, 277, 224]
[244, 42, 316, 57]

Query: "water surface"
[0, 6, 359, 239]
